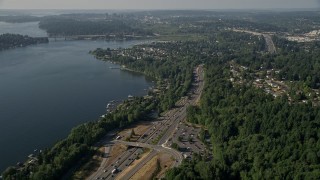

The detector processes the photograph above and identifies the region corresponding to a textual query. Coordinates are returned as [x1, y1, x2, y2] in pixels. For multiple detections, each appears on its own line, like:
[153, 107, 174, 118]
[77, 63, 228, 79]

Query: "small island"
[0, 33, 48, 51]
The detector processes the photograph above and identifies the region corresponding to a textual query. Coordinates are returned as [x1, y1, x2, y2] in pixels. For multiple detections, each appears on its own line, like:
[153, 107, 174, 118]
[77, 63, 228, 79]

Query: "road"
[88, 65, 205, 180]
[113, 140, 184, 179]
[114, 140, 183, 163]
[263, 34, 276, 54]
[233, 29, 277, 54]
[117, 65, 205, 180]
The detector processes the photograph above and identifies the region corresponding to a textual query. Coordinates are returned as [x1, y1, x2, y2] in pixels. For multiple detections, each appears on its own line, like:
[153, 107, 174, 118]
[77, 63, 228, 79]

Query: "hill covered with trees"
[167, 61, 320, 179]
[0, 34, 48, 51]
[165, 32, 320, 180]
[39, 16, 153, 37]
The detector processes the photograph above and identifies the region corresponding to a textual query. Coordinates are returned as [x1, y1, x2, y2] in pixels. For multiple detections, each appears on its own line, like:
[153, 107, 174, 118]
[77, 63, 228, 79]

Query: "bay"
[0, 21, 48, 37]
[0, 33, 152, 171]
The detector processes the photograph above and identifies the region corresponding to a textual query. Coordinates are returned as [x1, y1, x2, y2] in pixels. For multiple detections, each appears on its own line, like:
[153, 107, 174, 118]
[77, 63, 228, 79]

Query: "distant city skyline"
[0, 0, 319, 10]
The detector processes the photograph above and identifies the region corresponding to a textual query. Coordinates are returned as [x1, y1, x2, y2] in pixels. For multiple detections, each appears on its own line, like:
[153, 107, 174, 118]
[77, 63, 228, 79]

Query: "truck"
[111, 168, 118, 174]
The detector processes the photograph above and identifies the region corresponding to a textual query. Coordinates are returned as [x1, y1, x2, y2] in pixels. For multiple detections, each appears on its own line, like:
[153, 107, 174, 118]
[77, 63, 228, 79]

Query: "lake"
[0, 22, 153, 172]
[0, 21, 48, 37]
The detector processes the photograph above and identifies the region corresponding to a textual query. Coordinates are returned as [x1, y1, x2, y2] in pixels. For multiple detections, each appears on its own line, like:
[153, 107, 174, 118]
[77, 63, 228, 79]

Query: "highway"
[117, 65, 205, 180]
[88, 65, 204, 180]
[233, 29, 277, 54]
[114, 140, 184, 163]
[114, 140, 184, 169]
[263, 34, 277, 54]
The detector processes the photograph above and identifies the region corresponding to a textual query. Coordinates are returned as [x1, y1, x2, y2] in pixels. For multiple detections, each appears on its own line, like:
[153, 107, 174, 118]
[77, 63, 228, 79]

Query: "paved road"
[115, 140, 183, 162]
[115, 139, 184, 179]
[88, 65, 205, 180]
[233, 29, 277, 54]
[263, 34, 277, 54]
[117, 65, 205, 179]
[87, 132, 117, 180]
[119, 150, 158, 180]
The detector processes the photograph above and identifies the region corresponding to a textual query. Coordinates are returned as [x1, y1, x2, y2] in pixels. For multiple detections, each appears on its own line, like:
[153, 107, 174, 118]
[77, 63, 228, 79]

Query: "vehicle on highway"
[112, 168, 118, 174]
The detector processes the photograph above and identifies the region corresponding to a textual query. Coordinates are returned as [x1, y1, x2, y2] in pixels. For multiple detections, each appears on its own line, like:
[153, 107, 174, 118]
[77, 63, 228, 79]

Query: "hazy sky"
[0, 0, 319, 9]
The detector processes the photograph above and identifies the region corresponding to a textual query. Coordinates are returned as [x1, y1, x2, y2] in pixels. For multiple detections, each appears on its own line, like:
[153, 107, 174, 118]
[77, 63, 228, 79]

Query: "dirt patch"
[133, 122, 151, 136]
[130, 154, 159, 180]
[118, 129, 132, 141]
[118, 122, 152, 142]
[156, 153, 174, 178]
[130, 152, 174, 180]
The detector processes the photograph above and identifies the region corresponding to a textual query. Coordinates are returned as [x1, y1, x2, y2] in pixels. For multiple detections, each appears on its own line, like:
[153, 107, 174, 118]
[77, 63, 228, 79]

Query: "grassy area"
[131, 153, 174, 180]
[152, 130, 167, 145]
[131, 156, 159, 180]
[151, 159, 161, 179]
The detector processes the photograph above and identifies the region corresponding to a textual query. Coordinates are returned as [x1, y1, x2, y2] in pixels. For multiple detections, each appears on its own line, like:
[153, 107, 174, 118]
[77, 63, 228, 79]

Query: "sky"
[0, 0, 319, 10]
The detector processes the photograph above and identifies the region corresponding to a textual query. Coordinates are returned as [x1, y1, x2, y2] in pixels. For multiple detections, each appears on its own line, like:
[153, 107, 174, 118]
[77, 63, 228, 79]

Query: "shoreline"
[107, 60, 158, 82]
[0, 41, 154, 174]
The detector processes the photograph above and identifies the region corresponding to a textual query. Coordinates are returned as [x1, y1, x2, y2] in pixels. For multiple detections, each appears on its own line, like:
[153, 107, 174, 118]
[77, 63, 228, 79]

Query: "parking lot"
[169, 122, 209, 159]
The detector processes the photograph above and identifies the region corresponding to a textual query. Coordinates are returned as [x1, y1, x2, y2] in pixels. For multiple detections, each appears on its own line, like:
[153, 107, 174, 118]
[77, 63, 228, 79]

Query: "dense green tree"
[0, 34, 48, 51]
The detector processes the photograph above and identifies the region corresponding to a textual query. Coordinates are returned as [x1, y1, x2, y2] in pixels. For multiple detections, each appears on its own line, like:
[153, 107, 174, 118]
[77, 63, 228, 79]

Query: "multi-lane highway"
[88, 65, 205, 180]
[232, 29, 277, 54]
[263, 34, 277, 54]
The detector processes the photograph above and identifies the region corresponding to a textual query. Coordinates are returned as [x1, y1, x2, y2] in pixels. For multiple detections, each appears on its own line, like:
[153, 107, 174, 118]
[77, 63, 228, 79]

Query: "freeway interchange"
[89, 65, 205, 180]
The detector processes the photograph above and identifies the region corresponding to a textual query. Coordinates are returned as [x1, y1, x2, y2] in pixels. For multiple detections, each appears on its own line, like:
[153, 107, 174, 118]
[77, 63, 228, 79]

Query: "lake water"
[0, 21, 48, 37]
[0, 22, 153, 172]
[0, 9, 135, 17]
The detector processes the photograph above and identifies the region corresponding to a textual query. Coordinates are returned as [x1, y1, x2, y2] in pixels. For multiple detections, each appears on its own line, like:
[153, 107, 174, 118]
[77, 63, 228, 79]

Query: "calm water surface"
[0, 22, 153, 171]
[0, 21, 48, 37]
